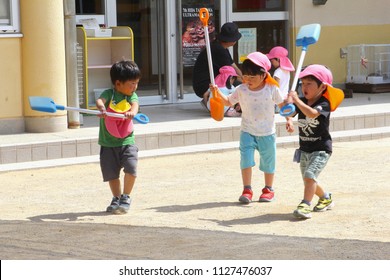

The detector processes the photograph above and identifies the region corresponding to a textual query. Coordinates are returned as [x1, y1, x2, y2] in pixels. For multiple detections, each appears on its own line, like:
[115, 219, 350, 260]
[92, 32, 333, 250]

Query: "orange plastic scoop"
[199, 8, 224, 121]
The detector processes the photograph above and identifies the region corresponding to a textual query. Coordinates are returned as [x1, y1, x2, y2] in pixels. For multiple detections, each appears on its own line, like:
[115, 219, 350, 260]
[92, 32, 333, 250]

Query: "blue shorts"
[299, 150, 330, 181]
[239, 132, 276, 174]
[100, 145, 138, 182]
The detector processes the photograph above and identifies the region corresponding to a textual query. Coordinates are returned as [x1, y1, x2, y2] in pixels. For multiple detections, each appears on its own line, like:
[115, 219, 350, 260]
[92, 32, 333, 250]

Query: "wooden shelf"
[76, 26, 134, 109]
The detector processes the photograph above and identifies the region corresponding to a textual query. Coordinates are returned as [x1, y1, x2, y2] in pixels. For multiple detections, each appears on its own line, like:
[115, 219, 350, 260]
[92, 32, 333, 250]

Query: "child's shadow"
[27, 211, 109, 222]
[201, 213, 299, 227]
[148, 201, 247, 213]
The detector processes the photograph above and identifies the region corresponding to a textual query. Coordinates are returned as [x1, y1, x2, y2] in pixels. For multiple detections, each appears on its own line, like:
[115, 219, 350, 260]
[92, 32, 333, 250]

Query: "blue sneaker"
[106, 196, 120, 213]
[114, 194, 131, 214]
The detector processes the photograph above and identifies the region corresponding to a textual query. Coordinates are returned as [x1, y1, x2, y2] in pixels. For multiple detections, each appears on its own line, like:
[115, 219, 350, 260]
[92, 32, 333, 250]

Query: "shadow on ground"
[1, 219, 388, 260]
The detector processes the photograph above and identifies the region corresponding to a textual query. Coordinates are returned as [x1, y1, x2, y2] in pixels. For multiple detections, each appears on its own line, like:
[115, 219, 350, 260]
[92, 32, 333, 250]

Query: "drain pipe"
[63, 0, 80, 129]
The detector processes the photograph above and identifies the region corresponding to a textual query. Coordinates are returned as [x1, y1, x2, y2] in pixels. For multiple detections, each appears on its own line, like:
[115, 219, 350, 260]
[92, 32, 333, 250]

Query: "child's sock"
[265, 186, 274, 192]
[323, 192, 330, 199]
[244, 185, 252, 190]
[301, 199, 311, 206]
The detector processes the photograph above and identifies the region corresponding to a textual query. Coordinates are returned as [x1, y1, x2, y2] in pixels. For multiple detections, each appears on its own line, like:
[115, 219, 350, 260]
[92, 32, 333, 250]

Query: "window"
[0, 0, 20, 33]
[233, 0, 286, 12]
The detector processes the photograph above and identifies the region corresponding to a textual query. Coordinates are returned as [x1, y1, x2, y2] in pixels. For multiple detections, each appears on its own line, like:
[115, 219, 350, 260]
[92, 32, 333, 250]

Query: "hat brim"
[217, 32, 242, 42]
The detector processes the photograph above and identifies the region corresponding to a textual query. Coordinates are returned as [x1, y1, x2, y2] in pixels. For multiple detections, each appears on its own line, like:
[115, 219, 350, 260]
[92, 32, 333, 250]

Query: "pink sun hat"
[266, 46, 295, 72]
[214, 66, 237, 87]
[246, 51, 279, 87]
[299, 64, 333, 84]
[299, 64, 344, 111]
[246, 51, 271, 71]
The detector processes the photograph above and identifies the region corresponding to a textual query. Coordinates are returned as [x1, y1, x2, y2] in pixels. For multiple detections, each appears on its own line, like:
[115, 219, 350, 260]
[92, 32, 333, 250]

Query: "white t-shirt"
[228, 83, 284, 136]
[273, 68, 290, 98]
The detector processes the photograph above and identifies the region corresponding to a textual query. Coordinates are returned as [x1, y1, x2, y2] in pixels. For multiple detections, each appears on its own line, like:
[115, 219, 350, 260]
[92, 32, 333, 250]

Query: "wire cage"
[346, 44, 390, 92]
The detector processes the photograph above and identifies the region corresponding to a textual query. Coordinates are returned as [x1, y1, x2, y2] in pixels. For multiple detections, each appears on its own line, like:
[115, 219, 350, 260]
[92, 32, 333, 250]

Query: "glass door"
[177, 0, 220, 103]
[226, 0, 289, 70]
[116, 0, 168, 105]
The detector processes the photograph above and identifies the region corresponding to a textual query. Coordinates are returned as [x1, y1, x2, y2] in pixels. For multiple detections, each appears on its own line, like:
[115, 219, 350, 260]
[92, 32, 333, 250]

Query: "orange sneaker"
[259, 187, 275, 202]
[239, 188, 253, 204]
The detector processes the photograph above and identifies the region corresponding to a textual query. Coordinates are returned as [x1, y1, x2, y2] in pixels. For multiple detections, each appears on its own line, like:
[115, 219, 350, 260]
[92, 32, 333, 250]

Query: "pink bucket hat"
[246, 52, 279, 87]
[214, 66, 237, 87]
[299, 64, 333, 85]
[246, 51, 271, 71]
[266, 46, 295, 71]
[299, 64, 344, 111]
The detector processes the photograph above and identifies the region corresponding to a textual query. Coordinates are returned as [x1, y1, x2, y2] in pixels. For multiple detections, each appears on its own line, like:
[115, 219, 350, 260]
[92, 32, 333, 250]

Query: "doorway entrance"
[76, 0, 289, 106]
[116, 0, 221, 105]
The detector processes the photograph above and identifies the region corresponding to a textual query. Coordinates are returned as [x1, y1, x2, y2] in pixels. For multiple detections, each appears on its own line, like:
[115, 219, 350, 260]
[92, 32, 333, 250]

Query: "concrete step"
[1, 126, 389, 172]
[1, 102, 390, 166]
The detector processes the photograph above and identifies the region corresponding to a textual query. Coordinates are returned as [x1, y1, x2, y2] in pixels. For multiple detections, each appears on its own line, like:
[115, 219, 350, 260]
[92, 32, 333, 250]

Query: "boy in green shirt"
[96, 60, 141, 214]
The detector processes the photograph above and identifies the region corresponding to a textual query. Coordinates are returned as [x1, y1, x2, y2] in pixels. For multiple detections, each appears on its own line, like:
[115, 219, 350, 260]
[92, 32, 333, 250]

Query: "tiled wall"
[1, 112, 390, 164]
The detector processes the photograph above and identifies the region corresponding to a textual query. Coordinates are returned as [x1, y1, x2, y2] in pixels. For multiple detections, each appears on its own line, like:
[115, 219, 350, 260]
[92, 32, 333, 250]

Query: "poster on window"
[182, 6, 215, 67]
[237, 28, 257, 64]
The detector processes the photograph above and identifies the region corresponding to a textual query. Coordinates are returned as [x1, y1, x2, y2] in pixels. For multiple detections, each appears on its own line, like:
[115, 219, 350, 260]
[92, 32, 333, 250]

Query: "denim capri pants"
[239, 131, 276, 174]
[299, 150, 330, 181]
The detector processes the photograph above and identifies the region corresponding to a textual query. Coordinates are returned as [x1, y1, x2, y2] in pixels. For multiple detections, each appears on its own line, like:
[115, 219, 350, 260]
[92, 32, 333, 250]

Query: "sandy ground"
[0, 138, 389, 260]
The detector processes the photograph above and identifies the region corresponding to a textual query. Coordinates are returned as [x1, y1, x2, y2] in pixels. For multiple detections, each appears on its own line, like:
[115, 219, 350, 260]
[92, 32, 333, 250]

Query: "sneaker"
[293, 202, 312, 219]
[313, 194, 334, 212]
[106, 196, 120, 212]
[239, 188, 253, 204]
[114, 194, 132, 214]
[259, 187, 275, 202]
[225, 107, 241, 117]
[200, 99, 209, 112]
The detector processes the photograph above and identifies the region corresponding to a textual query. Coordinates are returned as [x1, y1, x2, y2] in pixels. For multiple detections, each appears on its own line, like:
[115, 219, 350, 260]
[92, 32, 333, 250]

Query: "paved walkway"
[0, 138, 389, 260]
[1, 92, 390, 172]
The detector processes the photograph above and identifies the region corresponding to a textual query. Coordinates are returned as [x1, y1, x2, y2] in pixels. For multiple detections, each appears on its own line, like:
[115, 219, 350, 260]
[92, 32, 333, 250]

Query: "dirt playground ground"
[0, 138, 389, 260]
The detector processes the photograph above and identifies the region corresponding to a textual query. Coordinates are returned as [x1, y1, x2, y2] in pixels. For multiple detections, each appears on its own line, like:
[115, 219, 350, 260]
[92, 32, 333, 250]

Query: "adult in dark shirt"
[192, 22, 243, 108]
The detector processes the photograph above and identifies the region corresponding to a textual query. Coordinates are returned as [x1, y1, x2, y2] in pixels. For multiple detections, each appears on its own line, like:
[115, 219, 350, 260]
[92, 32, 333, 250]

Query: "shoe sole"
[113, 207, 129, 214]
[259, 197, 274, 202]
[313, 201, 335, 212]
[293, 210, 312, 219]
[106, 206, 119, 213]
[239, 196, 252, 204]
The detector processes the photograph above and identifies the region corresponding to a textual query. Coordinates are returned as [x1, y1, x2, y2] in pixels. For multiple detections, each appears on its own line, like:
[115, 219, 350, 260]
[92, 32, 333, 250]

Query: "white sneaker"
[225, 107, 241, 117]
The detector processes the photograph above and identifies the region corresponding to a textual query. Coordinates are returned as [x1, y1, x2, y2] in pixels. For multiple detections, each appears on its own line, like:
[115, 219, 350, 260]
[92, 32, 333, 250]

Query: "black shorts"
[193, 82, 209, 98]
[100, 145, 138, 182]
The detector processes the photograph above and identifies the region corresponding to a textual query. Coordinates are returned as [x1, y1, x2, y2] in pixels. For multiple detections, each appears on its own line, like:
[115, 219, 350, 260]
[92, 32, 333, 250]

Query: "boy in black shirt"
[286, 64, 344, 219]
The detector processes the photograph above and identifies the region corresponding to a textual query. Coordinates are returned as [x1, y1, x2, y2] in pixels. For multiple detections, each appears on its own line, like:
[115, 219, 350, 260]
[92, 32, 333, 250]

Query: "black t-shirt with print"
[295, 96, 332, 154]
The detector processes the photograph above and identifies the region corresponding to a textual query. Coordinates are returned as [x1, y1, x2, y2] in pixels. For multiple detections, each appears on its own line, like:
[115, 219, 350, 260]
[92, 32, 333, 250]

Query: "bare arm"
[96, 97, 107, 118]
[231, 63, 243, 83]
[125, 101, 139, 119]
[288, 91, 320, 119]
[210, 84, 233, 107]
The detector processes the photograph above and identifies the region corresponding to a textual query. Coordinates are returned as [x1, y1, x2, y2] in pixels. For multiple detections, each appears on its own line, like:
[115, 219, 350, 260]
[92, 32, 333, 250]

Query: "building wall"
[0, 39, 23, 117]
[0, 0, 68, 134]
[290, 0, 390, 85]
